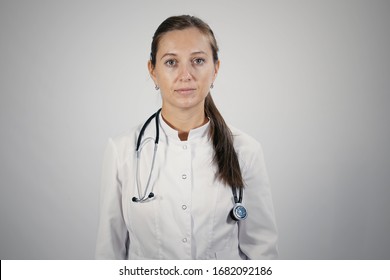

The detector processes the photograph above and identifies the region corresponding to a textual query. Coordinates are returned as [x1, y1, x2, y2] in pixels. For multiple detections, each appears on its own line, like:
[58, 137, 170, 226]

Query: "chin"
[172, 100, 204, 111]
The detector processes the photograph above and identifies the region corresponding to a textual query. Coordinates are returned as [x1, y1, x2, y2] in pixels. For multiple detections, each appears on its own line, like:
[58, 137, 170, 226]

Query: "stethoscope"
[132, 108, 248, 221]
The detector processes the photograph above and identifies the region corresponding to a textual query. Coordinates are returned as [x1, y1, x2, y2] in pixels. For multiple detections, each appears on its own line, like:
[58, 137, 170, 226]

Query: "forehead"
[157, 27, 212, 56]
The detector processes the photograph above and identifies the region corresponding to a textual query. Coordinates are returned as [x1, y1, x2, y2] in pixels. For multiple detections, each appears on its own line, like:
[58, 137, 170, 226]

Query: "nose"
[178, 63, 193, 82]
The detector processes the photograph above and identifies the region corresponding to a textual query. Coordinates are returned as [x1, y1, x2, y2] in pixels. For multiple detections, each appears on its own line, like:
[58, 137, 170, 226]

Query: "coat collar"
[159, 114, 210, 143]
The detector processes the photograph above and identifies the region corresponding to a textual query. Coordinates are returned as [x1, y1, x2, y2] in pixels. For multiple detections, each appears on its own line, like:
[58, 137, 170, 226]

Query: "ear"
[148, 60, 158, 85]
[212, 60, 220, 82]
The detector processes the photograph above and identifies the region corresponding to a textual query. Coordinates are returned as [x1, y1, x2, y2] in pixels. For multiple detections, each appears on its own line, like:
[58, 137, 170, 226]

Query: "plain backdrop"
[1, 0, 389, 259]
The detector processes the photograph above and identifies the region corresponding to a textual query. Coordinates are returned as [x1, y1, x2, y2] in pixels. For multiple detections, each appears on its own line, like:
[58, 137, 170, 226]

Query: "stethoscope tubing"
[133, 109, 161, 202]
[133, 108, 245, 220]
[136, 108, 161, 151]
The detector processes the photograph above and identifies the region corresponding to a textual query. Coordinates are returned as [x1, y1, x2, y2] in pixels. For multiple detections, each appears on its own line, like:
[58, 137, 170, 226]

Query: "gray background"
[1, 0, 389, 259]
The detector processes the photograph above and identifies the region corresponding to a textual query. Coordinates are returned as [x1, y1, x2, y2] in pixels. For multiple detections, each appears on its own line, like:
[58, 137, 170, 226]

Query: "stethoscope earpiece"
[132, 192, 155, 203]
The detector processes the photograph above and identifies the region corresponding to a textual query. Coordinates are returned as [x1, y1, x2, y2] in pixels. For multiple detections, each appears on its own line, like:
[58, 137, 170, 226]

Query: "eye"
[164, 59, 177, 67]
[193, 58, 205, 65]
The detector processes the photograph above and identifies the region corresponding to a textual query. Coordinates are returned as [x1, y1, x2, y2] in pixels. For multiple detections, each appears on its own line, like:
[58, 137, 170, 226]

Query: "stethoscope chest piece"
[230, 203, 248, 221]
[230, 187, 247, 221]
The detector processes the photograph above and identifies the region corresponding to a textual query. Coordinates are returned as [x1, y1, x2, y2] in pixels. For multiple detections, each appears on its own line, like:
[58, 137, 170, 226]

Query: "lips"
[175, 88, 196, 94]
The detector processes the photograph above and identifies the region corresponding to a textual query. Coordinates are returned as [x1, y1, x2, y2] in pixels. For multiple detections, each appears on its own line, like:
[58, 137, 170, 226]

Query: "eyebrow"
[160, 51, 208, 60]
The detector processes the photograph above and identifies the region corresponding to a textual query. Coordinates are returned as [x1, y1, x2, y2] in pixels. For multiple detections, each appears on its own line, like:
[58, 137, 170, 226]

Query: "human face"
[148, 27, 220, 113]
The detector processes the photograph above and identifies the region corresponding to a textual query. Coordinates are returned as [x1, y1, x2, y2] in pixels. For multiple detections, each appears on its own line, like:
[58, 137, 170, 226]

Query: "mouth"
[174, 88, 196, 95]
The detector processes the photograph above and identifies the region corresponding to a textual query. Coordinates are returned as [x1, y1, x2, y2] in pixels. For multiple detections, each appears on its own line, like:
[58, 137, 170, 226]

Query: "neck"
[161, 105, 208, 141]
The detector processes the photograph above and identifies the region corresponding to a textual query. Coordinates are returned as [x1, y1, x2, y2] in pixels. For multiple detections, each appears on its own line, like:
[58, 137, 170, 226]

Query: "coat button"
[182, 174, 187, 179]
[183, 145, 187, 150]
[182, 205, 187, 210]
[182, 238, 187, 243]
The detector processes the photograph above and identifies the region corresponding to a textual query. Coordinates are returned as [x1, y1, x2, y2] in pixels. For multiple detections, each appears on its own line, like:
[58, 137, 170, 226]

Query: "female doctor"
[95, 15, 278, 260]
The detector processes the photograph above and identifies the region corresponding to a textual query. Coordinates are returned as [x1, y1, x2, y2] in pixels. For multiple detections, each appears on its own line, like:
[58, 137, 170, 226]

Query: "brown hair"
[150, 15, 244, 189]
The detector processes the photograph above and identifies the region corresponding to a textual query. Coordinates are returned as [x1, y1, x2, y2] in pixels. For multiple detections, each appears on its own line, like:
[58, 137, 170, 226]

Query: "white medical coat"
[95, 115, 278, 259]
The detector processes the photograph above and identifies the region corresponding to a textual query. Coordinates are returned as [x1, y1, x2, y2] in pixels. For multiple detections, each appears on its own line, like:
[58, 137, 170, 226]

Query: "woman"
[95, 15, 278, 259]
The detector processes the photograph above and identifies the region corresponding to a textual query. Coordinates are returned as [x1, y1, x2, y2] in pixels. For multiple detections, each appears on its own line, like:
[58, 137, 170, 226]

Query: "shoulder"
[104, 125, 142, 165]
[110, 126, 139, 149]
[229, 125, 263, 153]
[105, 110, 161, 162]
[229, 125, 265, 170]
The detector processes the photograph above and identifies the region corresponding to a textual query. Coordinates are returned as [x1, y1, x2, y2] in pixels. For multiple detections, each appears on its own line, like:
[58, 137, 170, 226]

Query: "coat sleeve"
[95, 138, 129, 259]
[238, 142, 279, 259]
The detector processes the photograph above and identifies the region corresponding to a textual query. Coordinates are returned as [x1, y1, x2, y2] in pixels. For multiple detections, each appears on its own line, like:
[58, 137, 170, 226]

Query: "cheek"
[156, 67, 175, 81]
[155, 72, 171, 87]
[199, 71, 214, 85]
